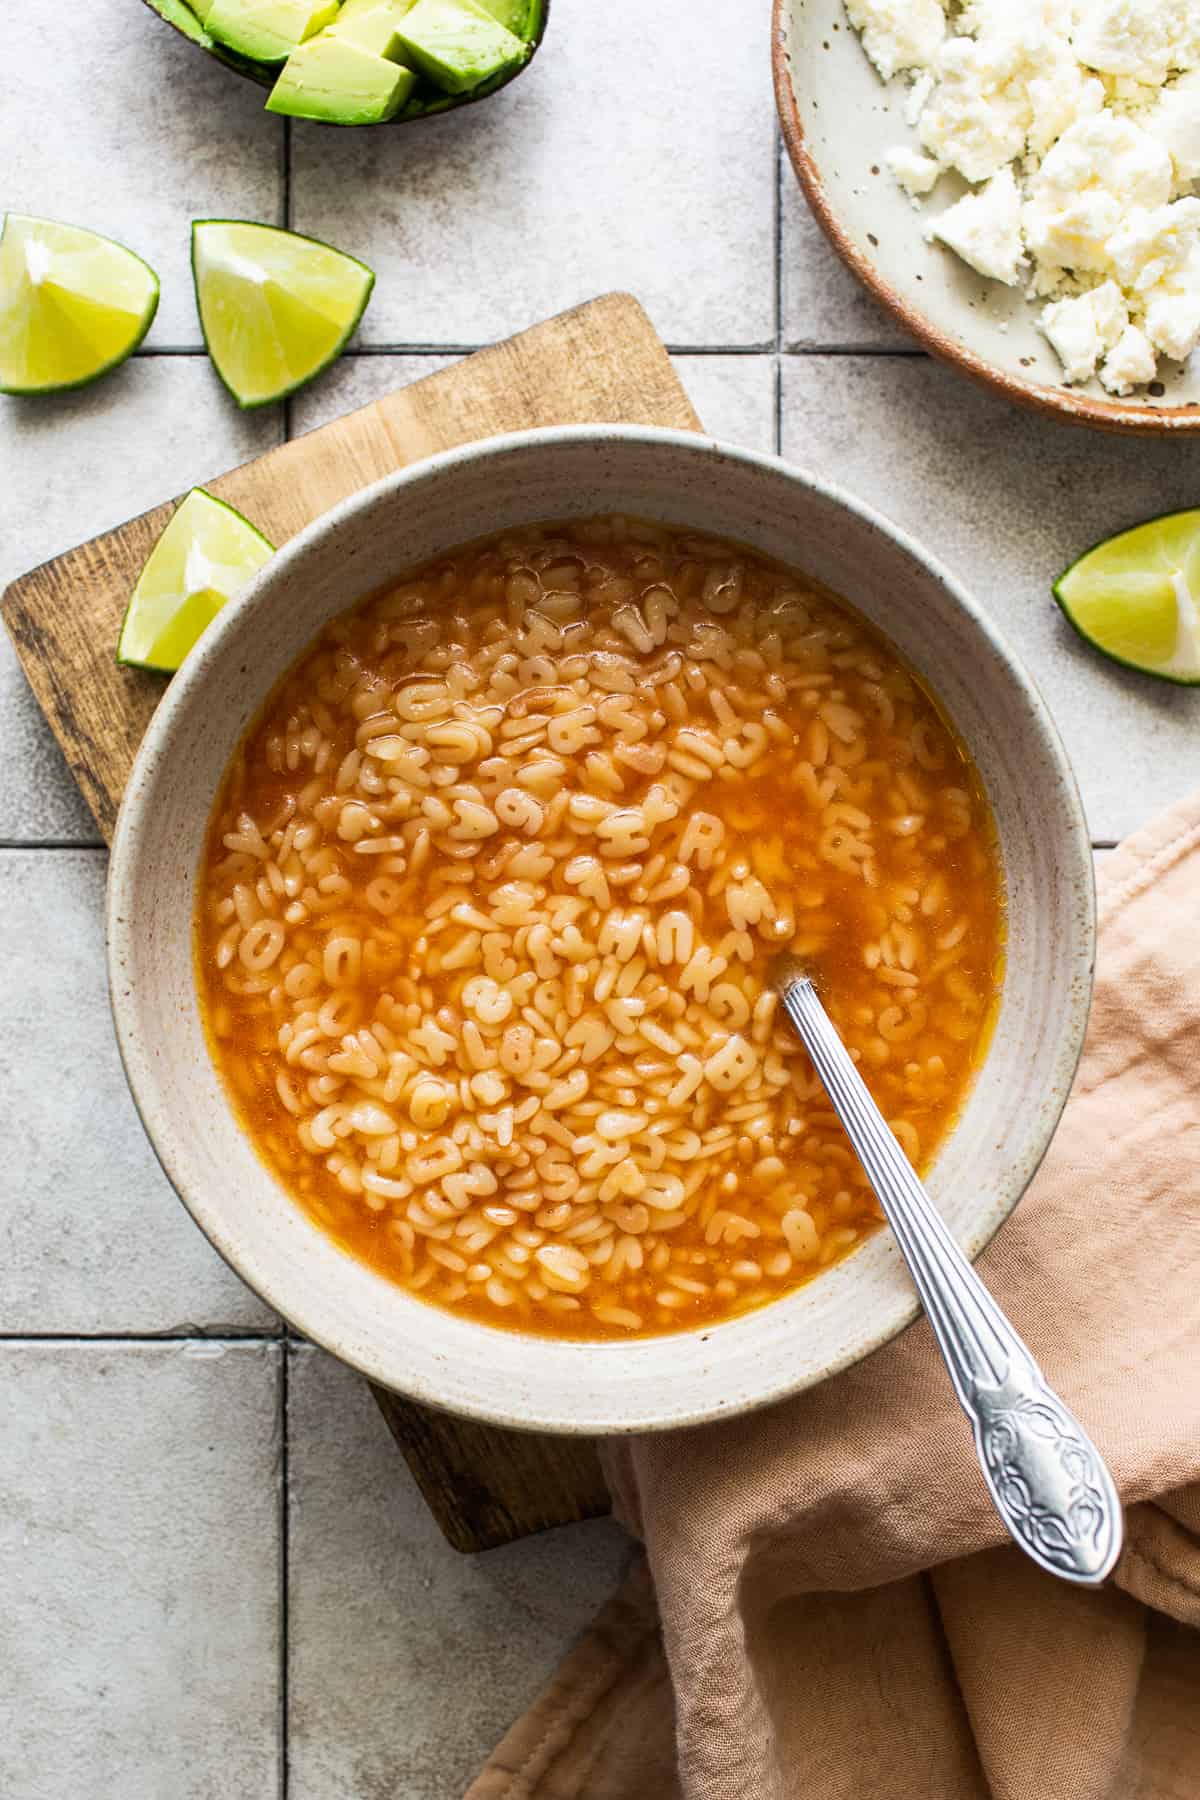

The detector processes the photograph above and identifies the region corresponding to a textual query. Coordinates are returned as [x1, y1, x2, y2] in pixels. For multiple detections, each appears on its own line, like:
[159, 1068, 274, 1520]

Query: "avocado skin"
[143, 0, 276, 80]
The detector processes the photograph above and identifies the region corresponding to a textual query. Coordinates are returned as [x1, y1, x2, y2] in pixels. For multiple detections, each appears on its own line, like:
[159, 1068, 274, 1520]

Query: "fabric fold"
[469, 787, 1200, 1800]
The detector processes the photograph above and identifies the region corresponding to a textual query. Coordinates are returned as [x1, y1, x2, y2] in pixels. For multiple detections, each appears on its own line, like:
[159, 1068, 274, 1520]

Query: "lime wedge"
[117, 488, 274, 673]
[0, 214, 159, 395]
[191, 219, 374, 409]
[1054, 510, 1200, 686]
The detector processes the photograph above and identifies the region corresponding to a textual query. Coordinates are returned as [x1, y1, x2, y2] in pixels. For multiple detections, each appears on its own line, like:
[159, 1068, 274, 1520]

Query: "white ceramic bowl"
[773, 0, 1200, 434]
[107, 427, 1095, 1435]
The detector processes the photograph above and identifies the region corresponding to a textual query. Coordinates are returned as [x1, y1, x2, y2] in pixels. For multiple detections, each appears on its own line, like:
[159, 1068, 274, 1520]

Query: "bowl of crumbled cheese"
[773, 0, 1200, 431]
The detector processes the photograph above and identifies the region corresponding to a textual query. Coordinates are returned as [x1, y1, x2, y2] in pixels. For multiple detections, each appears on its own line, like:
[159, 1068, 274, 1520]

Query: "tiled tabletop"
[3, 2, 1199, 1795]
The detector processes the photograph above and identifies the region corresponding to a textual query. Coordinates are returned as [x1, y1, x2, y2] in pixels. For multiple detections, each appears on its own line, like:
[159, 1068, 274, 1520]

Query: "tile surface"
[4, 0, 283, 346]
[290, 353, 458, 436]
[780, 355, 1200, 842]
[288, 1347, 632, 1800]
[0, 851, 272, 1332]
[675, 355, 779, 455]
[291, 0, 777, 349]
[0, 1342, 280, 1800]
[0, 359, 280, 843]
[781, 169, 914, 352]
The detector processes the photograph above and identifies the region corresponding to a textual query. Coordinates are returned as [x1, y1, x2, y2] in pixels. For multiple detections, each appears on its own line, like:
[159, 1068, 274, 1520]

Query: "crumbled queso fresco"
[846, 0, 1200, 394]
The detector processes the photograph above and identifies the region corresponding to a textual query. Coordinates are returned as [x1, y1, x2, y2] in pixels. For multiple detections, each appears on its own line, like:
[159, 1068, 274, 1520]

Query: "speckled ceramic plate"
[773, 0, 1200, 435]
[107, 427, 1095, 1435]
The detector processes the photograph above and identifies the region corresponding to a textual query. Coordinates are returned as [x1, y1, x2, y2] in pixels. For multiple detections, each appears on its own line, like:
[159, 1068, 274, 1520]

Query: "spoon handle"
[778, 974, 1123, 1587]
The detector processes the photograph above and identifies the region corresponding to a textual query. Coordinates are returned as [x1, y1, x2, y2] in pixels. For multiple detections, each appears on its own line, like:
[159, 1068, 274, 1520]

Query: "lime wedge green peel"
[1054, 510, 1200, 687]
[191, 219, 374, 408]
[117, 488, 274, 673]
[0, 214, 159, 396]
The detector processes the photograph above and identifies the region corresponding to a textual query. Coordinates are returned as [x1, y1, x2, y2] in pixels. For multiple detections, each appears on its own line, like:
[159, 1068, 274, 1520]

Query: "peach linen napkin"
[468, 786, 1200, 1800]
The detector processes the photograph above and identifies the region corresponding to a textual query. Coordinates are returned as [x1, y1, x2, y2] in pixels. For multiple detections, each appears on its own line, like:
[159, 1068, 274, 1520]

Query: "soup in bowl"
[108, 428, 1093, 1432]
[197, 517, 1004, 1341]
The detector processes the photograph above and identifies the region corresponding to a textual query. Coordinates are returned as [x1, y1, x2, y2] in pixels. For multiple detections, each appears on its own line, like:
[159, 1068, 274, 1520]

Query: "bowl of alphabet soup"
[108, 428, 1094, 1432]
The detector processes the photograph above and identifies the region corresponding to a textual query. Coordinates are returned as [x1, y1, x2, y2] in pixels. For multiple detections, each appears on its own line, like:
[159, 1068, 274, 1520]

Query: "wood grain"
[371, 1392, 611, 1553]
[1, 292, 700, 1551]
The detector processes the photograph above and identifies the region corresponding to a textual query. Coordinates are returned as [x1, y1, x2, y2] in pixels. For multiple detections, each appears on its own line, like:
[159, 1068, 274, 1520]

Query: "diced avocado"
[395, 0, 527, 94]
[329, 0, 416, 60]
[474, 0, 532, 34]
[205, 0, 340, 66]
[265, 33, 416, 120]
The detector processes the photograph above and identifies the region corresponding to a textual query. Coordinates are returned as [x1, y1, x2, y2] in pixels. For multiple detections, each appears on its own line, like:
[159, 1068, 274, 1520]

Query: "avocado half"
[138, 0, 548, 121]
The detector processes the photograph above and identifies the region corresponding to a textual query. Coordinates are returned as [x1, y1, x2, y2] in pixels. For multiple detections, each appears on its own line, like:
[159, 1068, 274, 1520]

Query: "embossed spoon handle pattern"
[774, 963, 1123, 1587]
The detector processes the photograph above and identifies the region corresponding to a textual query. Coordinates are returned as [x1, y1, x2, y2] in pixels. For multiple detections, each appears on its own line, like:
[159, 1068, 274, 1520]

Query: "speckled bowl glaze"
[107, 427, 1095, 1435]
[773, 0, 1200, 435]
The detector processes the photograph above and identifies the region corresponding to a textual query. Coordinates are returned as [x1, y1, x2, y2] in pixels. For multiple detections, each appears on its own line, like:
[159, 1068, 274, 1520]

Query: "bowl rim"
[107, 423, 1096, 1433]
[770, 0, 1200, 438]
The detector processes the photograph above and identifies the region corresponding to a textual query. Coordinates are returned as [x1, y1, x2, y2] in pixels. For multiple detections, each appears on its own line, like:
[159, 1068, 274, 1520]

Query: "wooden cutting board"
[2, 292, 701, 1551]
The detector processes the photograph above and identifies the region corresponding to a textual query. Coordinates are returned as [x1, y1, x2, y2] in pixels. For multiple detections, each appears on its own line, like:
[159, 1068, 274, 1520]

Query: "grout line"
[0, 839, 104, 852]
[129, 342, 927, 361]
[281, 119, 293, 469]
[279, 1337, 291, 1800]
[278, 342, 474, 357]
[127, 343, 789, 360]
[664, 345, 775, 357]
[0, 1330, 285, 1343]
[267, 105, 291, 1706]
[336, 344, 785, 358]
[774, 127, 783, 353]
[775, 123, 784, 456]
[784, 344, 928, 358]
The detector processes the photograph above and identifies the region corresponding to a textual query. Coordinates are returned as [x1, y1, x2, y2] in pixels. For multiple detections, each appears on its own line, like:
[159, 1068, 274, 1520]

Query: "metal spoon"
[771, 955, 1123, 1587]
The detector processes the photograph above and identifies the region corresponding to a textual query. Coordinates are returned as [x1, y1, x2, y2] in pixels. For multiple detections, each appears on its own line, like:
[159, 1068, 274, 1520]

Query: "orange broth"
[196, 518, 1004, 1339]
